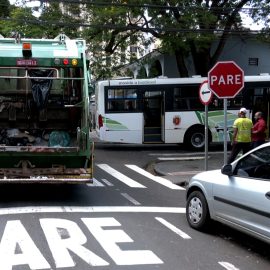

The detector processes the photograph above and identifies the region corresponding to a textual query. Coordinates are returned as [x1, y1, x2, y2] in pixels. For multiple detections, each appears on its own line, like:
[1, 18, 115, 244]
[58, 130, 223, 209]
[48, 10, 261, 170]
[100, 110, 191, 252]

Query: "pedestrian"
[228, 107, 253, 163]
[252, 111, 267, 148]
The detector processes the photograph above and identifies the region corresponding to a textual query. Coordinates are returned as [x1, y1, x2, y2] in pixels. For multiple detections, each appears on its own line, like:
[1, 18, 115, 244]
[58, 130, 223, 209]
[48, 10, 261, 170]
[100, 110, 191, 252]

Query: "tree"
[0, 0, 10, 36]
[0, 0, 10, 17]
[82, 0, 269, 77]
[38, 2, 83, 38]
[0, 5, 43, 38]
[81, 1, 149, 80]
[1, 1, 269, 79]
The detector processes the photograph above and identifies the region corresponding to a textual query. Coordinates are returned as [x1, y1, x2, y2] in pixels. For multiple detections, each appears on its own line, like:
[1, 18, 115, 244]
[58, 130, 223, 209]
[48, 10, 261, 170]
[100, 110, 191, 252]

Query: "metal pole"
[205, 104, 208, 170]
[224, 98, 228, 165]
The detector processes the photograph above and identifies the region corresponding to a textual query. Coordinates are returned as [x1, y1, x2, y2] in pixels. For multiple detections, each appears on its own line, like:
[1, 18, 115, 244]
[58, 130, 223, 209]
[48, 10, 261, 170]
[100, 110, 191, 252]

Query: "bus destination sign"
[16, 59, 38, 66]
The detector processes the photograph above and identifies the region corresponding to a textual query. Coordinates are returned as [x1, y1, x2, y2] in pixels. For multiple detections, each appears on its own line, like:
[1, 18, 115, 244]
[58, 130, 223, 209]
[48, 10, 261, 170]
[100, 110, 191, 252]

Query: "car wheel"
[186, 190, 210, 231]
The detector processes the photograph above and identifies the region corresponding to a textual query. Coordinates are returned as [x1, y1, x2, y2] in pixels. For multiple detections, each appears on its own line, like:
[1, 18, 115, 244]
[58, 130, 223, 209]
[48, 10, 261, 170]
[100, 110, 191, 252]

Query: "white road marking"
[121, 193, 141, 205]
[148, 153, 203, 156]
[87, 178, 104, 187]
[158, 157, 205, 161]
[101, 178, 114, 186]
[0, 218, 165, 269]
[82, 217, 163, 265]
[219, 262, 240, 270]
[155, 217, 191, 239]
[125, 164, 185, 190]
[0, 206, 186, 215]
[148, 152, 224, 156]
[97, 164, 146, 188]
[0, 220, 50, 270]
[40, 219, 109, 267]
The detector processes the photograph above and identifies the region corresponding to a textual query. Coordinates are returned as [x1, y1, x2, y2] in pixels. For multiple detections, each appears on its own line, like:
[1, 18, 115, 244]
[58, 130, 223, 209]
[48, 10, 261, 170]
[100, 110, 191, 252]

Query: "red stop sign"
[208, 61, 244, 98]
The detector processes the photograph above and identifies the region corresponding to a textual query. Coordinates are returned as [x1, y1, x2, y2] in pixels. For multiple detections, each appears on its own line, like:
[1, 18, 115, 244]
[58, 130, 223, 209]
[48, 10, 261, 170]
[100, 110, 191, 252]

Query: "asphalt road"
[0, 142, 269, 270]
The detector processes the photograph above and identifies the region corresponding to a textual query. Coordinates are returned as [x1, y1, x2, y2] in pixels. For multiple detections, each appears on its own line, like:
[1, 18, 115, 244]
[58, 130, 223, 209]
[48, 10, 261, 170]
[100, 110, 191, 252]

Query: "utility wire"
[8, 0, 267, 12]
[0, 16, 262, 34]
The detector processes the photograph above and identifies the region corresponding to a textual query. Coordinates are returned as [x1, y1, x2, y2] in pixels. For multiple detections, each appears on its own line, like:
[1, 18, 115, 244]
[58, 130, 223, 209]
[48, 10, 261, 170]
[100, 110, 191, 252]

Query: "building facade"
[121, 35, 270, 78]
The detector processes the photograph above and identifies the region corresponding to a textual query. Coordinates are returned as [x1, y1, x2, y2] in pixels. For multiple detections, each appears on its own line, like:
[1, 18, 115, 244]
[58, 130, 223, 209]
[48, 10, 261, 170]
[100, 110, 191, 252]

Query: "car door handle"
[265, 192, 270, 200]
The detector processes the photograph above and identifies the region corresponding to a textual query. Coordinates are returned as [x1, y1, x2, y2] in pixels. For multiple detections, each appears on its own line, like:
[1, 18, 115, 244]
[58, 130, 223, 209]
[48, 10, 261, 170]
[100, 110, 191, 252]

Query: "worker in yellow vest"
[228, 107, 253, 163]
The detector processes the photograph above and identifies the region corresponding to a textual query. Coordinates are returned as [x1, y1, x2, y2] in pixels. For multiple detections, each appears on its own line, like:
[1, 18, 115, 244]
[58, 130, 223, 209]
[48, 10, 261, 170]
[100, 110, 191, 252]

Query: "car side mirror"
[221, 164, 233, 176]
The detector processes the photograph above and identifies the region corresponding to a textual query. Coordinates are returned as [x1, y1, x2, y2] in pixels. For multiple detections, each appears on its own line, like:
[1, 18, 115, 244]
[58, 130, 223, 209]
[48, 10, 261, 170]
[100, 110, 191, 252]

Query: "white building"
[120, 34, 270, 78]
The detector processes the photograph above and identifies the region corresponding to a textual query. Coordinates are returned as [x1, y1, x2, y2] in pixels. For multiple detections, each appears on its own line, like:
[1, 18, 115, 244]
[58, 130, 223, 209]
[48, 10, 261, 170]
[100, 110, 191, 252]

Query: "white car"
[186, 142, 270, 244]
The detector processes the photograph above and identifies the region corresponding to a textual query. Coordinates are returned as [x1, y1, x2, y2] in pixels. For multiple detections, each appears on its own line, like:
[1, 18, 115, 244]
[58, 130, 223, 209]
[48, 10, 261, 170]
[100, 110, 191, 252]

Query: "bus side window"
[210, 98, 222, 109]
[108, 100, 118, 111]
[125, 100, 135, 111]
[174, 98, 188, 110]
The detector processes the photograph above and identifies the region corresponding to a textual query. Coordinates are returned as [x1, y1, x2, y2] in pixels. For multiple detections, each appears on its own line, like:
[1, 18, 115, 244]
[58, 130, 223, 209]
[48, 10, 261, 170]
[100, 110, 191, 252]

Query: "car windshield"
[234, 146, 270, 179]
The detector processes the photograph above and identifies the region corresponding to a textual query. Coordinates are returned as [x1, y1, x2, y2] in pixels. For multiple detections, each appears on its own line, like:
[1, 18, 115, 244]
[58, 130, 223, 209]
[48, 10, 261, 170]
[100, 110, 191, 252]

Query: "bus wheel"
[185, 127, 205, 150]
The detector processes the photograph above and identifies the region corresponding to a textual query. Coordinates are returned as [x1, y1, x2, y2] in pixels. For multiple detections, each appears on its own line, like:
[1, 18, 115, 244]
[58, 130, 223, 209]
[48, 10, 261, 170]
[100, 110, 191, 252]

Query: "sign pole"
[224, 98, 227, 164]
[205, 104, 208, 171]
[198, 81, 212, 171]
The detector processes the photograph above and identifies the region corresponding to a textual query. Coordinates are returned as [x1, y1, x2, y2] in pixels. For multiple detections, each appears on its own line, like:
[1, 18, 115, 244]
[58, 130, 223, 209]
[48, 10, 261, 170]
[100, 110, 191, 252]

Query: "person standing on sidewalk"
[228, 108, 253, 163]
[252, 111, 267, 148]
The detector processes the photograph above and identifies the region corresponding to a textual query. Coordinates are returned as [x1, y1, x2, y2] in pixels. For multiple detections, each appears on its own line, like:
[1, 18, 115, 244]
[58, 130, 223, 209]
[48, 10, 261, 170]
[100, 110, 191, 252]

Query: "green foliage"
[81, 0, 148, 79]
[83, 0, 269, 78]
[2, 1, 270, 78]
[0, 0, 10, 35]
[39, 2, 83, 39]
[0, 0, 10, 17]
[0, 6, 42, 38]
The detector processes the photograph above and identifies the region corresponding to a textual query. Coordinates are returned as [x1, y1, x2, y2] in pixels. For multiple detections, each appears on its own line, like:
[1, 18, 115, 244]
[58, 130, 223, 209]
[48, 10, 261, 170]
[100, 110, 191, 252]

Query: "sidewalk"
[154, 152, 225, 186]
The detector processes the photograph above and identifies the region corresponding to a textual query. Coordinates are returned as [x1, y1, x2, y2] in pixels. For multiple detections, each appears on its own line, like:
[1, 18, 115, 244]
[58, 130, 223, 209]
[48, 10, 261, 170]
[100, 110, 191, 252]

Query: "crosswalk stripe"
[93, 178, 105, 186]
[100, 178, 114, 186]
[125, 165, 185, 190]
[96, 164, 146, 188]
[87, 178, 105, 187]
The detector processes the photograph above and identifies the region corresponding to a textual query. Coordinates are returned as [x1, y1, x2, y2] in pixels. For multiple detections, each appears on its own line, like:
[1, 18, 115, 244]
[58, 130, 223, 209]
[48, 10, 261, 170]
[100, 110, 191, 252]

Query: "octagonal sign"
[208, 61, 244, 98]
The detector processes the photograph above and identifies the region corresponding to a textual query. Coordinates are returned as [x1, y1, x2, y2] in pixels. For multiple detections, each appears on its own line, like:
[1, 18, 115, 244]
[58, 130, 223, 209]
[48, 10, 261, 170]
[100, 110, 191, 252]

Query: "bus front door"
[252, 87, 270, 139]
[143, 91, 165, 143]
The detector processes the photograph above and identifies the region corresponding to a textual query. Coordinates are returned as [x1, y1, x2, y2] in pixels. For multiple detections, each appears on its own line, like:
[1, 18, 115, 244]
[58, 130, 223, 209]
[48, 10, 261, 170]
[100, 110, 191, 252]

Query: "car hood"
[189, 169, 223, 184]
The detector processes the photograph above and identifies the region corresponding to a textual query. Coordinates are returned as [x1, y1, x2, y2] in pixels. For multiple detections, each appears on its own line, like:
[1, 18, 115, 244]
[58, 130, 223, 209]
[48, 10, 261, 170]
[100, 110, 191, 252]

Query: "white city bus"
[95, 76, 270, 150]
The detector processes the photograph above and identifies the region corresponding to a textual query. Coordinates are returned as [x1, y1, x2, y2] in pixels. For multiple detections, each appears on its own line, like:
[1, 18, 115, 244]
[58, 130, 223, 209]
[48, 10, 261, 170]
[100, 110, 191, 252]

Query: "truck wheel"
[186, 191, 210, 231]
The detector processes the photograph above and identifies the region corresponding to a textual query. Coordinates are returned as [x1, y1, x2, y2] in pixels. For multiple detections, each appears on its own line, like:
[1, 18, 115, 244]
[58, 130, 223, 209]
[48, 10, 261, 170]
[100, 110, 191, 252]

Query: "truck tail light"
[22, 42, 32, 57]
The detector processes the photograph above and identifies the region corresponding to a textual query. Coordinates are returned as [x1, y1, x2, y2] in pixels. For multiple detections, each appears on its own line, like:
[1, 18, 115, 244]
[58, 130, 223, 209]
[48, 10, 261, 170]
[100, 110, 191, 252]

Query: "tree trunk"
[190, 41, 211, 76]
[175, 49, 189, 77]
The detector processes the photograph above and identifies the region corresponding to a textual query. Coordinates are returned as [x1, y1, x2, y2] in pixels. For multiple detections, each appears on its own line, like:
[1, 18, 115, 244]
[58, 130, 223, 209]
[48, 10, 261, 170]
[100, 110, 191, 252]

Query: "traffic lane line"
[0, 206, 186, 215]
[121, 193, 141, 205]
[155, 217, 191, 239]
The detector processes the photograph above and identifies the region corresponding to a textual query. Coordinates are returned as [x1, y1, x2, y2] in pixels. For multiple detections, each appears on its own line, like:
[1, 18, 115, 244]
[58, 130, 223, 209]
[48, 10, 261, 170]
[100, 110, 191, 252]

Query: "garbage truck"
[0, 33, 93, 183]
